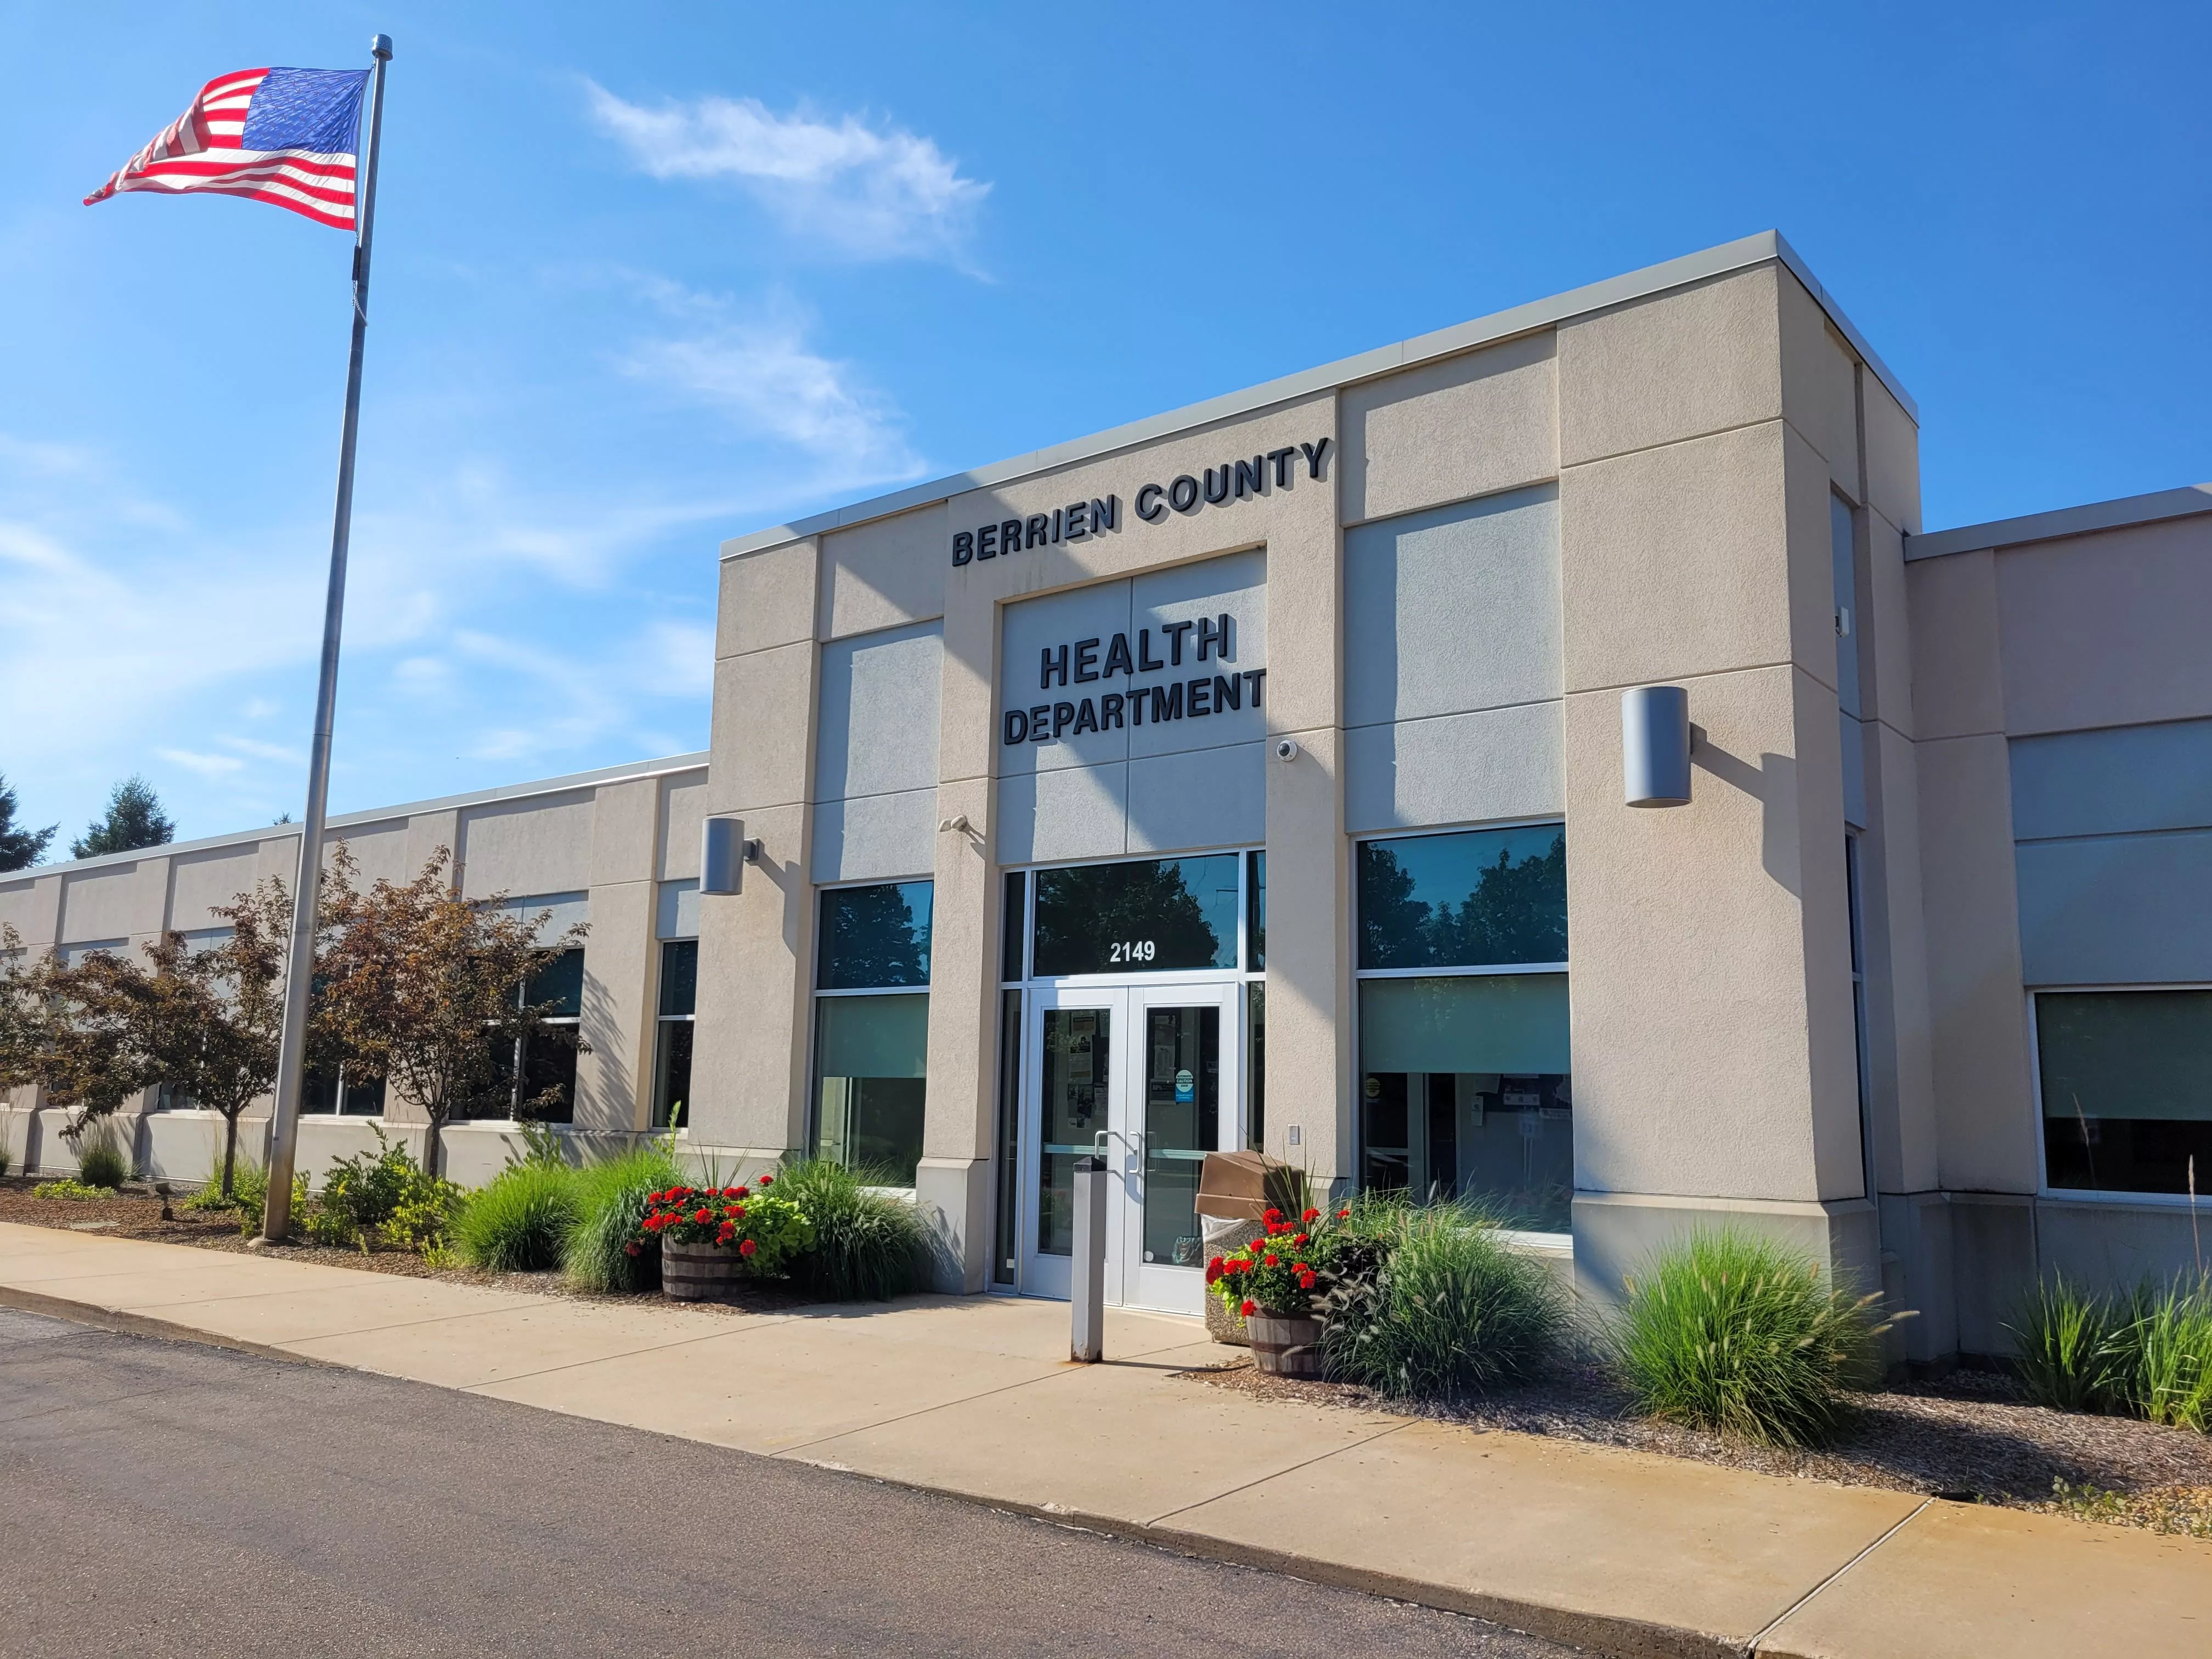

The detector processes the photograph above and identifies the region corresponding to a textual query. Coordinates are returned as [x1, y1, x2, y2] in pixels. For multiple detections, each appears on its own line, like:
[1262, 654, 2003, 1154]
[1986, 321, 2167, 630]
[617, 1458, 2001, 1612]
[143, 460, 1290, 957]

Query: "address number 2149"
[1107, 940, 1157, 964]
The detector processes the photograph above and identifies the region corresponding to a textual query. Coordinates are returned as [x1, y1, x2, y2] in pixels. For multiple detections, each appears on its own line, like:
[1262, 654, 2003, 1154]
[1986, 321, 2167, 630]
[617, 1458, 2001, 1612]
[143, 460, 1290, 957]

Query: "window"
[2039, 989, 2212, 1197]
[303, 1068, 386, 1117]
[1031, 854, 1240, 975]
[814, 882, 933, 1186]
[470, 947, 584, 1123]
[1356, 825, 1571, 1232]
[652, 939, 696, 1130]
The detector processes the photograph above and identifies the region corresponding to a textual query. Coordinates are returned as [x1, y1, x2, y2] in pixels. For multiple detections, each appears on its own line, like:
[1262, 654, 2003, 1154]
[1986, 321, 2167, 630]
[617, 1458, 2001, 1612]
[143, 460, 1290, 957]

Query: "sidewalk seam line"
[452, 1316, 802, 1391]
[765, 1359, 1094, 1457]
[1143, 1419, 1418, 1527]
[135, 1291, 555, 1338]
[1743, 1496, 1933, 1655]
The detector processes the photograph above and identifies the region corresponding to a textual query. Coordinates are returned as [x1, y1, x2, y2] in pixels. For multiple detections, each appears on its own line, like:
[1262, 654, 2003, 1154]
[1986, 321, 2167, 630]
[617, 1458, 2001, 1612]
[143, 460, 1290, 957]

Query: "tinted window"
[1247, 850, 1266, 971]
[1358, 826, 1566, 970]
[658, 939, 698, 1018]
[1032, 855, 1239, 975]
[2040, 989, 2212, 1195]
[818, 881, 933, 990]
[524, 948, 584, 1018]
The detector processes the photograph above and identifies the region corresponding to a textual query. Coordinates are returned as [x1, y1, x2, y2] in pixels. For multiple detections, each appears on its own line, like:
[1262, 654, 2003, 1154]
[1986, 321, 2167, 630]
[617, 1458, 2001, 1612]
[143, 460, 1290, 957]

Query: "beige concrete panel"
[1903, 548, 2004, 741]
[1563, 667, 1826, 1202]
[1949, 1192, 2035, 1356]
[923, 775, 994, 1166]
[913, 1156, 992, 1294]
[716, 538, 818, 660]
[1340, 331, 1557, 524]
[0, 872, 61, 947]
[713, 642, 816, 814]
[657, 771, 708, 881]
[167, 844, 263, 930]
[1869, 721, 1940, 1194]
[58, 857, 168, 944]
[1788, 666, 1869, 1201]
[455, 789, 593, 901]
[1560, 420, 1793, 693]
[820, 503, 947, 640]
[1762, 1496, 2212, 1659]
[686, 800, 811, 1157]
[328, 819, 409, 887]
[588, 776, 659, 889]
[1862, 509, 1915, 736]
[1776, 268, 1860, 495]
[1996, 515, 2212, 735]
[1264, 725, 1349, 1182]
[1783, 421, 1848, 693]
[1914, 733, 2037, 1192]
[404, 809, 460, 880]
[1862, 373, 1922, 536]
[1557, 265, 1782, 468]
[577, 877, 654, 1133]
[2039, 1197, 2212, 1296]
[939, 393, 1339, 782]
[1574, 1192, 1882, 1308]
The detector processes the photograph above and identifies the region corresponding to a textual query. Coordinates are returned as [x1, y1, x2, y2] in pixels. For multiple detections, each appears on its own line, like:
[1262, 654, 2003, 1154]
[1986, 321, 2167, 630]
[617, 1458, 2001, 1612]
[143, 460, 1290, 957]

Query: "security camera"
[1273, 737, 1300, 763]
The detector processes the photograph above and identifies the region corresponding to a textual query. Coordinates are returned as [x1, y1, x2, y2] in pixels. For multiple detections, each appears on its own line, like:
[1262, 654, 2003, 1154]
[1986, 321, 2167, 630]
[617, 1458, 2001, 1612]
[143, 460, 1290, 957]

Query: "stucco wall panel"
[1915, 732, 2038, 1192]
[588, 777, 660, 889]
[1776, 270, 1861, 499]
[330, 821, 411, 887]
[576, 876, 653, 1133]
[811, 788, 936, 884]
[1340, 331, 1556, 524]
[1904, 548, 2005, 742]
[717, 539, 819, 660]
[1564, 665, 1829, 1202]
[686, 799, 810, 1155]
[820, 504, 946, 640]
[1126, 742, 1265, 854]
[817, 622, 943, 799]
[1561, 421, 1795, 692]
[2016, 831, 2212, 985]
[2012, 718, 2212, 841]
[1863, 376, 1922, 537]
[0, 874, 59, 948]
[456, 791, 593, 901]
[658, 773, 708, 881]
[1264, 723, 1349, 1181]
[1558, 267, 1782, 467]
[58, 860, 167, 944]
[714, 642, 816, 814]
[996, 764, 1127, 866]
[1863, 511, 1915, 737]
[167, 846, 263, 930]
[1996, 516, 2212, 736]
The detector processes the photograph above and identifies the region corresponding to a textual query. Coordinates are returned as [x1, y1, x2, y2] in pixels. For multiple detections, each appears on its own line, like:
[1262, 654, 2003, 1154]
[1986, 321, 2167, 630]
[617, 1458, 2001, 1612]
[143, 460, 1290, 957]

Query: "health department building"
[9, 231, 2212, 1367]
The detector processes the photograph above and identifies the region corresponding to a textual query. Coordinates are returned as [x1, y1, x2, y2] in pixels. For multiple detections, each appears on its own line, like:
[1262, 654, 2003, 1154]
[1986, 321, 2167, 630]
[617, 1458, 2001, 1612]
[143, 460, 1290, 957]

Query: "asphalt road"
[0, 1306, 1579, 1658]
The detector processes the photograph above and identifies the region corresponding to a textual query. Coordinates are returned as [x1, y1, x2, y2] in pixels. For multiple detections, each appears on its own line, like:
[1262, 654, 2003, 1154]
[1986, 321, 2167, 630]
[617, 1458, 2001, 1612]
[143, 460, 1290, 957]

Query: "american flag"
[84, 67, 371, 230]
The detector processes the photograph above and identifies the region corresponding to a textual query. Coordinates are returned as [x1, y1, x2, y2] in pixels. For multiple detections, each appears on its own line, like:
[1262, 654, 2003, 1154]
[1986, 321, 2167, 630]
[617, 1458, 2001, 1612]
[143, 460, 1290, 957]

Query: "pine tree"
[0, 773, 58, 871]
[71, 775, 176, 860]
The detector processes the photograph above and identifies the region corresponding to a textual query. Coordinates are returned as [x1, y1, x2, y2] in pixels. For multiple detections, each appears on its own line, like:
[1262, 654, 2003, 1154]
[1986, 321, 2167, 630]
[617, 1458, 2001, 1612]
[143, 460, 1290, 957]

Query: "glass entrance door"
[1018, 982, 1239, 1314]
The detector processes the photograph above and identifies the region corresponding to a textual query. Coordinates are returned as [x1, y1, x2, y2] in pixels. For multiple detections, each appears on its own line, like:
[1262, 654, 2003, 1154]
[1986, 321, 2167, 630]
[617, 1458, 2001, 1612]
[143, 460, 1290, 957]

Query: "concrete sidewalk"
[2, 1223, 2205, 1658]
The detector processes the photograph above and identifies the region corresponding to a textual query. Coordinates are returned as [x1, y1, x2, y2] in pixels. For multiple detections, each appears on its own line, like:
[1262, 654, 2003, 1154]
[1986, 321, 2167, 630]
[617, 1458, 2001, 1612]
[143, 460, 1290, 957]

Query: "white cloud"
[584, 82, 989, 266]
[156, 747, 246, 778]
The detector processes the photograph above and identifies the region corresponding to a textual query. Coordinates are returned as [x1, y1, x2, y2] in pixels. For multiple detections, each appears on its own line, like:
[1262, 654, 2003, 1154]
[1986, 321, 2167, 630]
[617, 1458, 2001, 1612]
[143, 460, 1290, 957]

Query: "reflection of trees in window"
[1034, 859, 1225, 975]
[1360, 832, 1566, 968]
[821, 885, 929, 989]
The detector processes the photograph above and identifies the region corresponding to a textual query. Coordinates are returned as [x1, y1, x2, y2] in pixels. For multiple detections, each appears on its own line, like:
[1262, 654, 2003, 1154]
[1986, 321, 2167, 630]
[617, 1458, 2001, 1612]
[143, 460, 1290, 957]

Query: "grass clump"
[775, 1156, 934, 1302]
[1611, 1229, 1890, 1446]
[564, 1143, 686, 1293]
[453, 1160, 579, 1272]
[228, 1155, 308, 1238]
[74, 1123, 129, 1190]
[2011, 1273, 2127, 1413]
[2015, 1273, 2212, 1431]
[32, 1178, 112, 1201]
[1321, 1195, 1564, 1400]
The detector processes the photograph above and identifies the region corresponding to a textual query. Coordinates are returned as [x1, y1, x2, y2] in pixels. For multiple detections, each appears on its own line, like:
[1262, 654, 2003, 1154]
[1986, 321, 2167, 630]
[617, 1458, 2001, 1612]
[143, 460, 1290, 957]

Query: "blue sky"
[3, 1, 2206, 849]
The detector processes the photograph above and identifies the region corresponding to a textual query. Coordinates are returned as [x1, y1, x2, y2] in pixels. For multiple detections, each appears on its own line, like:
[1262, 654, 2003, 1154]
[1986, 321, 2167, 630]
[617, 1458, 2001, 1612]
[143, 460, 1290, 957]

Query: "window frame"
[808, 876, 938, 1188]
[1351, 816, 1571, 1238]
[2030, 980, 2212, 1208]
[650, 936, 697, 1131]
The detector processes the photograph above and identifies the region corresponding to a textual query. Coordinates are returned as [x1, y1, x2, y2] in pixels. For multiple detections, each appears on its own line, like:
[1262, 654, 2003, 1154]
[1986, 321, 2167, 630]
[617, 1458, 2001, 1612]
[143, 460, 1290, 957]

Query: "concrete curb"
[0, 1282, 338, 1370]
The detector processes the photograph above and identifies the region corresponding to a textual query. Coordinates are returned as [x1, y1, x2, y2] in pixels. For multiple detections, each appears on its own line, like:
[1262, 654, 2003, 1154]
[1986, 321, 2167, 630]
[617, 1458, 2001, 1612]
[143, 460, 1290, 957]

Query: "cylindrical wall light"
[700, 815, 747, 894]
[1622, 685, 1691, 808]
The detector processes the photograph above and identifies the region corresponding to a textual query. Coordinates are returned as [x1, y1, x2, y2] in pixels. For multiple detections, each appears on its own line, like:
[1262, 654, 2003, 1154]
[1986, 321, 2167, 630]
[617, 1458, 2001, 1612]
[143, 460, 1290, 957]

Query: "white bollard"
[1071, 1155, 1107, 1363]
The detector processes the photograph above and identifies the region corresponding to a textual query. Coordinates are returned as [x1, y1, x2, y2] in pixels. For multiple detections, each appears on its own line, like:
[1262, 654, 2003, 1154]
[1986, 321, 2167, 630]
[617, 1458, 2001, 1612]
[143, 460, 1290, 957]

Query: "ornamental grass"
[774, 1156, 934, 1302]
[1320, 1195, 1564, 1401]
[2011, 1273, 2128, 1414]
[563, 1143, 686, 1293]
[74, 1122, 129, 1190]
[1610, 1229, 1891, 1447]
[454, 1160, 581, 1273]
[2012, 1273, 2212, 1431]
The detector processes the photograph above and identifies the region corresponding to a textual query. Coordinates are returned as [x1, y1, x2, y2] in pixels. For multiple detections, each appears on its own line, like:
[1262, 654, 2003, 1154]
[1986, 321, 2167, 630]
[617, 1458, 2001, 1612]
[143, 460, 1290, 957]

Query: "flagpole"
[263, 34, 393, 1243]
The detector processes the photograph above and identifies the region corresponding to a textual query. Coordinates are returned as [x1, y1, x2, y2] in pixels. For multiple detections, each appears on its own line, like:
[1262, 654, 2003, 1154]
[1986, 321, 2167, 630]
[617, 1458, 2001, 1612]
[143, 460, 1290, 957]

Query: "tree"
[0, 926, 43, 1094]
[21, 946, 155, 1146]
[0, 774, 57, 871]
[317, 847, 588, 1178]
[71, 775, 176, 860]
[157, 880, 291, 1196]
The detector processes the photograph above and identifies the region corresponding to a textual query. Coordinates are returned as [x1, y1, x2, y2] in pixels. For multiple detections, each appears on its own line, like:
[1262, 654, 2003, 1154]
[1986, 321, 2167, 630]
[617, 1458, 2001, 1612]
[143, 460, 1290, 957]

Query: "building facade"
[7, 232, 2209, 1364]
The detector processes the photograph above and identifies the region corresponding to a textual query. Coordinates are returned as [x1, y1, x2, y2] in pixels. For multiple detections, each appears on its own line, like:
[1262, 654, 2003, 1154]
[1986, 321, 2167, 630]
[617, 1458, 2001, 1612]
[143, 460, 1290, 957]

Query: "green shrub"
[2010, 1274, 2127, 1414]
[2108, 1276, 2212, 1432]
[1611, 1229, 1891, 1446]
[506, 1119, 572, 1171]
[454, 1161, 580, 1272]
[182, 1180, 239, 1212]
[1321, 1199, 1564, 1400]
[75, 1123, 129, 1190]
[32, 1179, 111, 1201]
[776, 1157, 934, 1302]
[311, 1126, 458, 1252]
[563, 1143, 686, 1293]
[229, 1154, 308, 1239]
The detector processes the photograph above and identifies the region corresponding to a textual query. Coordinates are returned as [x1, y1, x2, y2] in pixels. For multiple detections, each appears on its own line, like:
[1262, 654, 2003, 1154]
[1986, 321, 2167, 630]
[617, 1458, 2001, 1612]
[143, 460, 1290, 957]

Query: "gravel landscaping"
[1194, 1356, 2212, 1534]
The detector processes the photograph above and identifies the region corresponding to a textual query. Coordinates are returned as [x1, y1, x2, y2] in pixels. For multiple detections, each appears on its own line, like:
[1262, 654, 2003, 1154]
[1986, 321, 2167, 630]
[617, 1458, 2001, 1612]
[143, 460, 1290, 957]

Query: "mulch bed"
[1193, 1355, 2212, 1536]
[0, 1176, 806, 1315]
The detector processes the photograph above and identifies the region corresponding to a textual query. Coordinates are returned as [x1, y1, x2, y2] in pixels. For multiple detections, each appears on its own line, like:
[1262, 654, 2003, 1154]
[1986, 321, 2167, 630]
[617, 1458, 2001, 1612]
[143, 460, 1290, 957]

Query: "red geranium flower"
[1302, 1207, 1319, 1223]
[1293, 1232, 1308, 1245]
[1263, 1252, 1279, 1267]
[693, 1208, 712, 1225]
[1204, 1259, 1224, 1285]
[623, 1242, 641, 1257]
[734, 1186, 750, 1199]
[1336, 1207, 1350, 1220]
[738, 1238, 758, 1256]
[1297, 1271, 1316, 1290]
[1261, 1207, 1282, 1225]
[1240, 1300, 1257, 1317]
[758, 1173, 774, 1186]
[716, 1221, 736, 1243]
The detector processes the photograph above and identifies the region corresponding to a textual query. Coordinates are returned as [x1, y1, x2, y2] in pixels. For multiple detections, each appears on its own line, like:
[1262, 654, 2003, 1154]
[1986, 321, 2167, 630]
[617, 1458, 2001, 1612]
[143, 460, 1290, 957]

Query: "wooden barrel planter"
[661, 1236, 742, 1301]
[1247, 1311, 1324, 1378]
